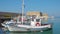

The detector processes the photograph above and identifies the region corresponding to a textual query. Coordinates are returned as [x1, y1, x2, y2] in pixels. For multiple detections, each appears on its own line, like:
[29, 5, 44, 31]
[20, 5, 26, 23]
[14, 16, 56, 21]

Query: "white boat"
[1, 16, 52, 32]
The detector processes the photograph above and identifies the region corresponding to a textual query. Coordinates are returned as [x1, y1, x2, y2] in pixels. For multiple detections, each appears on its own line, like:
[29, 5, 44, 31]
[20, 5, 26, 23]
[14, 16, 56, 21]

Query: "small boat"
[1, 16, 52, 32]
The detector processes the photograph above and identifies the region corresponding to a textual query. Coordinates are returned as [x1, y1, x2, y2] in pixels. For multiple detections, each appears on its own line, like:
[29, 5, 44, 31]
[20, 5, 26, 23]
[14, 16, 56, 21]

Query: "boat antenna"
[22, 0, 24, 24]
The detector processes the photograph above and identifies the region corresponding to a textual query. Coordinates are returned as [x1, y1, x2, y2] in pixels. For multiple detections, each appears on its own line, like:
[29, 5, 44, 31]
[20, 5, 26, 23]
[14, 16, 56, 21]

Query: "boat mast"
[22, 0, 24, 24]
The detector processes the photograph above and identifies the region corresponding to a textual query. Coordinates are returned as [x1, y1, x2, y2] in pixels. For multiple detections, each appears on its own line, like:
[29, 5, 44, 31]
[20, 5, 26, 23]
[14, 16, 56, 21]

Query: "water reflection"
[6, 29, 52, 34]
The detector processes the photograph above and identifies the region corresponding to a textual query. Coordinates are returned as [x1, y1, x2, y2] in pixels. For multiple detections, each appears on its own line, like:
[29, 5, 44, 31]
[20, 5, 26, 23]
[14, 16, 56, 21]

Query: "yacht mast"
[22, 0, 24, 24]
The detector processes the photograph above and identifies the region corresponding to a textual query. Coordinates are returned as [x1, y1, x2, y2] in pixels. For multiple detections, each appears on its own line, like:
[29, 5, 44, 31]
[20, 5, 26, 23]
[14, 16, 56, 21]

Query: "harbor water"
[0, 17, 60, 34]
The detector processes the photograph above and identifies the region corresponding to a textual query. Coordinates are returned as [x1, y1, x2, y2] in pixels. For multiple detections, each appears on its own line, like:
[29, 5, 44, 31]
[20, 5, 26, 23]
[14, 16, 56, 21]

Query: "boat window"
[36, 19, 40, 22]
[32, 18, 34, 21]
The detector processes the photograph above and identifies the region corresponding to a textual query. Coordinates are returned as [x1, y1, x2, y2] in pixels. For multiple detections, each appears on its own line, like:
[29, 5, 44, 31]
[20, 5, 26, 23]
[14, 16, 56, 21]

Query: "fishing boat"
[1, 16, 52, 32]
[1, 0, 52, 32]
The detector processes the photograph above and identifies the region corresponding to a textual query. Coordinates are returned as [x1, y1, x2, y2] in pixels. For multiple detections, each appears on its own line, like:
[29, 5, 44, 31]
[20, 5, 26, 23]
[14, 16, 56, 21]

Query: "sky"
[0, 0, 60, 17]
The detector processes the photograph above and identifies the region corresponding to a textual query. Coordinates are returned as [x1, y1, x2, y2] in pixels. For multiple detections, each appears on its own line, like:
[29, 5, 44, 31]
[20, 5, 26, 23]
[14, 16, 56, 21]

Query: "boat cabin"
[30, 17, 41, 26]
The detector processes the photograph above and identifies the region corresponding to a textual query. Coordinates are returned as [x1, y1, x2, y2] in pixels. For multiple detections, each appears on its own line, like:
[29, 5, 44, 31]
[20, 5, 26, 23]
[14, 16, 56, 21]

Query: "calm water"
[0, 17, 60, 34]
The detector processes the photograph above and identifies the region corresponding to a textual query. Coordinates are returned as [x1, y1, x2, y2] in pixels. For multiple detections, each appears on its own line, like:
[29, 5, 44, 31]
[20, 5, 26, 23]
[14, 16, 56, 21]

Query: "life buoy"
[36, 22, 40, 26]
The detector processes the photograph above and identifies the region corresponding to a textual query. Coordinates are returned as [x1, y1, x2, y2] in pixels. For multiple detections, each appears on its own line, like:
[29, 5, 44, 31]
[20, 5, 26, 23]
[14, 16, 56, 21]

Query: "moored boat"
[1, 16, 52, 32]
